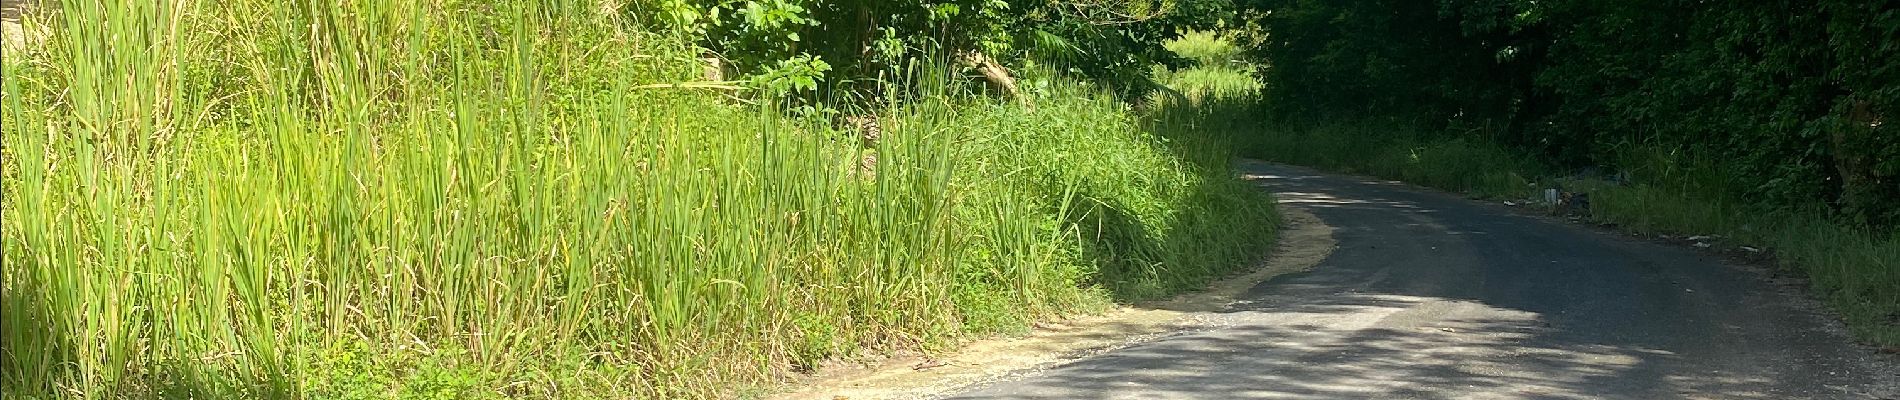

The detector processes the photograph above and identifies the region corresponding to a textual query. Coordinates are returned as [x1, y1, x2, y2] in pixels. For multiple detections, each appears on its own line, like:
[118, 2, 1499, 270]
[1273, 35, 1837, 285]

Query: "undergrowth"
[1154, 31, 1260, 103]
[0, 3, 1275, 399]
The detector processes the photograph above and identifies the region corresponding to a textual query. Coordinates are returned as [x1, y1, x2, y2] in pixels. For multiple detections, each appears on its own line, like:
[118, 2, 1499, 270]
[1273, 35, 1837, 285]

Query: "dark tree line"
[1244, 0, 1900, 227]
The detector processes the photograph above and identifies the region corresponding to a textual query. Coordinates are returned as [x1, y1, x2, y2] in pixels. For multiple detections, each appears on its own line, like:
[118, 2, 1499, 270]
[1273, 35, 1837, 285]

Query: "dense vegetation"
[1246, 0, 1898, 227]
[0, 1, 1271, 399]
[7, 0, 1889, 397]
[636, 0, 1239, 96]
[1238, 0, 1898, 345]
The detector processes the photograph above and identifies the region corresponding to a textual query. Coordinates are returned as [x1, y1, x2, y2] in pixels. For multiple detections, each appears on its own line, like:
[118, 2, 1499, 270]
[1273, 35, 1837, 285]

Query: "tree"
[1241, 0, 1900, 226]
[634, 0, 1237, 99]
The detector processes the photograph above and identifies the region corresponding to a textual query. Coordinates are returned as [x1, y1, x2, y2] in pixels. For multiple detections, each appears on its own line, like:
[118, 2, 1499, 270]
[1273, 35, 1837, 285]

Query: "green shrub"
[1164, 31, 1244, 67]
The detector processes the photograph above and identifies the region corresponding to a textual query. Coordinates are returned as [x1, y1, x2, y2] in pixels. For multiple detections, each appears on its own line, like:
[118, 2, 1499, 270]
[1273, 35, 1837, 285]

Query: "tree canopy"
[634, 0, 1238, 96]
[1243, 0, 1900, 226]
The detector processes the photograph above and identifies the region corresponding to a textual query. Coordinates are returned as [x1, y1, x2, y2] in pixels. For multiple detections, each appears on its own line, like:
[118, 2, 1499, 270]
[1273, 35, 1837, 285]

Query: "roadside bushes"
[1237, 0, 1900, 346]
[1243, 0, 1900, 227]
[633, 0, 1239, 99]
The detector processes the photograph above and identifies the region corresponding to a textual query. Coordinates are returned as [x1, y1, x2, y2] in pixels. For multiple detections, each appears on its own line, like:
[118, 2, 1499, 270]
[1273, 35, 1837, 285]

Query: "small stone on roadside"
[1741, 246, 1762, 253]
[1694, 242, 1712, 248]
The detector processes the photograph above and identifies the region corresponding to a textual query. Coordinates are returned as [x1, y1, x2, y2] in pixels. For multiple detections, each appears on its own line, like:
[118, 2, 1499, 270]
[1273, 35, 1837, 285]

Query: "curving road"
[947, 161, 1897, 399]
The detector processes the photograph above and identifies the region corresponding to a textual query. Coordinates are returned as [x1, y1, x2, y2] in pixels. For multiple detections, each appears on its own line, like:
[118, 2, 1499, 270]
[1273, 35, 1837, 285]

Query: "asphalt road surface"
[948, 161, 1896, 399]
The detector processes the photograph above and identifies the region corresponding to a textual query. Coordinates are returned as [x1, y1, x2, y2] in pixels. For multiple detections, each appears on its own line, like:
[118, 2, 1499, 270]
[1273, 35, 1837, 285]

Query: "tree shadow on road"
[950, 164, 1880, 399]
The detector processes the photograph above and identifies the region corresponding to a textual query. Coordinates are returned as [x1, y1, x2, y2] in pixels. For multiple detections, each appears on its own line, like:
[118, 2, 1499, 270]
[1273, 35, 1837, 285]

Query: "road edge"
[764, 200, 1336, 400]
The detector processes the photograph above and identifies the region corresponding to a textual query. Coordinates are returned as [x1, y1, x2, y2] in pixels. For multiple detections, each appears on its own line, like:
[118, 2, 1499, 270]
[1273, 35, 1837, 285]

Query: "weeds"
[1155, 31, 1259, 104]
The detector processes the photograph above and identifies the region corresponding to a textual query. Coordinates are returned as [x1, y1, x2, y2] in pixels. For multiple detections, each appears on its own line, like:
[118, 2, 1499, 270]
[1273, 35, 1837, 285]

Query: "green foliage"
[1243, 0, 1516, 122]
[0, 1, 1274, 398]
[1241, 0, 1900, 227]
[301, 342, 494, 400]
[634, 0, 1239, 97]
[1164, 31, 1242, 66]
[1241, 0, 1899, 345]
[1153, 64, 1259, 102]
[1154, 31, 1260, 103]
[754, 54, 832, 94]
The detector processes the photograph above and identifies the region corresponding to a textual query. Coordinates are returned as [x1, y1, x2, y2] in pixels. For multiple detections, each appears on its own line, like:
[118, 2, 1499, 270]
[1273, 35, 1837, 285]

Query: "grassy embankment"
[0, 3, 1274, 399]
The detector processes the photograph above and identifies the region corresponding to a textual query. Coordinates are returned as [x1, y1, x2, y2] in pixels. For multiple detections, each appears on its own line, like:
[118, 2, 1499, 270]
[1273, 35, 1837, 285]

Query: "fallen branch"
[959, 50, 1029, 107]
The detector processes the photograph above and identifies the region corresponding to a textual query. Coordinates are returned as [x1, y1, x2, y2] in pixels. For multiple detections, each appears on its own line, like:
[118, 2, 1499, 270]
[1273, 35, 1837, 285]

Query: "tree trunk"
[1833, 98, 1895, 225]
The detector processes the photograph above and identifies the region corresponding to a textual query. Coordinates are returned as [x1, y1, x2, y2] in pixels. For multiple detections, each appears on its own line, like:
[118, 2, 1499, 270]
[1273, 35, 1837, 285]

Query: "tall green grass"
[1163, 31, 1243, 67]
[1155, 31, 1260, 103]
[0, 2, 1275, 398]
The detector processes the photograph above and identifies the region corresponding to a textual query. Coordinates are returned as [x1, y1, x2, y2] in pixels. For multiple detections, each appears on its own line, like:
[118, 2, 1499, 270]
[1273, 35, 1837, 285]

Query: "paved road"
[949, 161, 1896, 399]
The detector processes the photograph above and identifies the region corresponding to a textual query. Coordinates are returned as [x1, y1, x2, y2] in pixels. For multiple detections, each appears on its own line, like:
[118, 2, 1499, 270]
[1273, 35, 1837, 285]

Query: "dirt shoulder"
[2, 0, 37, 57]
[767, 203, 1336, 400]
